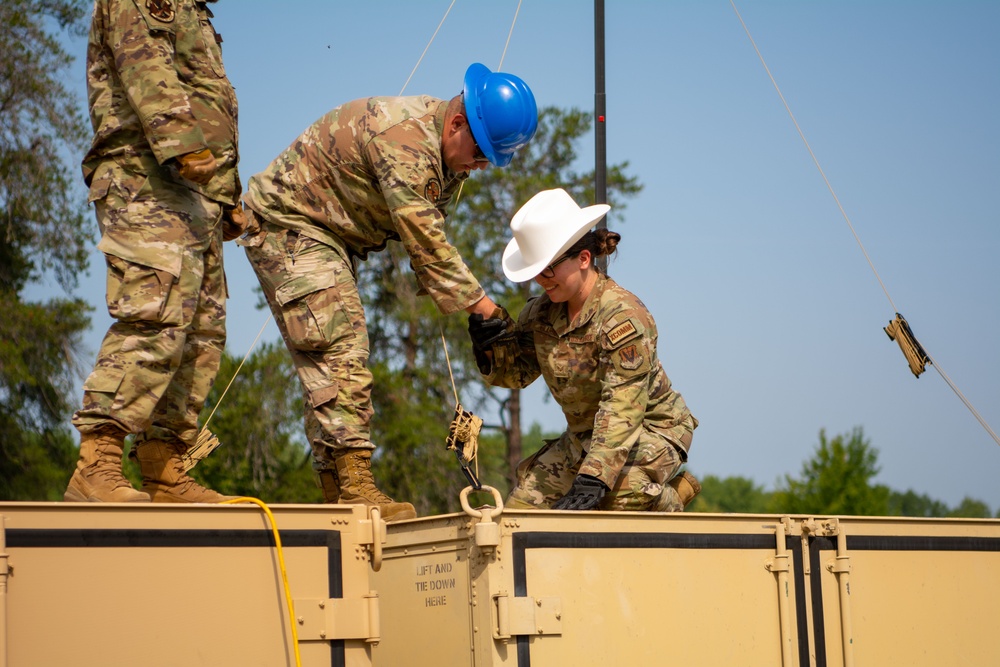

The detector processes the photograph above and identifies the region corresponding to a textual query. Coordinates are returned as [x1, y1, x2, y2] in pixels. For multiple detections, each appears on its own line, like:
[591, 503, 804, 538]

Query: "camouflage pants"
[72, 166, 227, 449]
[242, 220, 372, 469]
[506, 426, 685, 512]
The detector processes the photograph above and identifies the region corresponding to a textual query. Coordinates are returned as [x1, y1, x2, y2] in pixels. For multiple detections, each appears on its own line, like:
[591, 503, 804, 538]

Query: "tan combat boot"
[669, 471, 702, 508]
[334, 449, 416, 522]
[132, 440, 234, 503]
[318, 469, 340, 504]
[64, 429, 150, 502]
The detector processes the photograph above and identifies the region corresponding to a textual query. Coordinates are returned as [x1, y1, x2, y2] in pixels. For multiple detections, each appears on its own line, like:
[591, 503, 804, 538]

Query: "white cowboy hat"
[502, 188, 611, 282]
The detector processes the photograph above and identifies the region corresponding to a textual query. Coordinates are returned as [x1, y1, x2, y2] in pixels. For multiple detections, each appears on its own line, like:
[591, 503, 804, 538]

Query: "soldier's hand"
[468, 306, 514, 351]
[177, 148, 217, 184]
[552, 474, 608, 511]
[222, 204, 248, 241]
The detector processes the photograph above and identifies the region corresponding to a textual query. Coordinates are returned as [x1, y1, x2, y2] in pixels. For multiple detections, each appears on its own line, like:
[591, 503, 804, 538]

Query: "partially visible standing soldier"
[65, 0, 245, 503]
[240, 63, 537, 521]
[469, 189, 701, 512]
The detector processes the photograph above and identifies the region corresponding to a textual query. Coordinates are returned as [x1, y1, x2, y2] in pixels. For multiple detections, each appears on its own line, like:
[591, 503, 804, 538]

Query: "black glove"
[468, 306, 514, 352]
[552, 474, 608, 511]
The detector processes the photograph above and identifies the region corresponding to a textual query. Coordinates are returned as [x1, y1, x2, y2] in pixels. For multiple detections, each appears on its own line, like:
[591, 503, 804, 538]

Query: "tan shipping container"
[371, 488, 1000, 667]
[0, 502, 384, 667]
[2, 493, 999, 666]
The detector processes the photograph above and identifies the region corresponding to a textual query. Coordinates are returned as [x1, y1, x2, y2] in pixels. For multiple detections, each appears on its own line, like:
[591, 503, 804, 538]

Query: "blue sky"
[38, 1, 999, 510]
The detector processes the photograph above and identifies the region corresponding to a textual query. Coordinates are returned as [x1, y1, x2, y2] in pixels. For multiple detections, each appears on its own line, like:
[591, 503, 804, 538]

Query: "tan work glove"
[176, 148, 217, 184]
[222, 204, 249, 241]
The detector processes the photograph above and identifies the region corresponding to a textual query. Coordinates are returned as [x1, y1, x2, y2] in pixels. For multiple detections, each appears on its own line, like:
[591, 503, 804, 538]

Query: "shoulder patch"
[617, 344, 644, 371]
[146, 0, 175, 22]
[612, 340, 651, 377]
[605, 318, 639, 348]
[424, 177, 441, 203]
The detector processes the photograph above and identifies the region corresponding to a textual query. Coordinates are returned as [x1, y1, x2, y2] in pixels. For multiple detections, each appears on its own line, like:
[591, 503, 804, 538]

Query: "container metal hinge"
[764, 517, 795, 667]
[822, 518, 856, 667]
[294, 592, 381, 644]
[492, 593, 562, 640]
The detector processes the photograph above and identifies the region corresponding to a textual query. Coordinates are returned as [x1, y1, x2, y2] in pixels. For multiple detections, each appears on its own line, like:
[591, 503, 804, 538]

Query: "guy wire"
[400, 0, 523, 96]
[441, 327, 460, 407]
[729, 0, 998, 448]
[200, 315, 272, 431]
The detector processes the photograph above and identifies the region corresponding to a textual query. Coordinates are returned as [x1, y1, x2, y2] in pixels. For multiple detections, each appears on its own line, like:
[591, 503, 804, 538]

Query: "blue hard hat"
[463, 63, 538, 167]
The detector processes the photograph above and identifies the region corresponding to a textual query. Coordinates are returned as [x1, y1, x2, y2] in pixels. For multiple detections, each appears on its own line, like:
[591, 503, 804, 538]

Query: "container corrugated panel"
[4, 501, 999, 666]
[0, 502, 383, 667]
[371, 504, 1000, 667]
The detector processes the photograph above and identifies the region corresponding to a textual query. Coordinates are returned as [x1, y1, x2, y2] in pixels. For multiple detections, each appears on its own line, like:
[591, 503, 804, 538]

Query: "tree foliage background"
[0, 0, 92, 500]
[688, 427, 996, 518]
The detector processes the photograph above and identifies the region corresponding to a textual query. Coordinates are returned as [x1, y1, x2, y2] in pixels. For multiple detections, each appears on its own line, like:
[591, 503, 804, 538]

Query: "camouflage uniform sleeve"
[367, 136, 484, 315]
[577, 311, 656, 489]
[481, 299, 543, 389]
[107, 0, 208, 164]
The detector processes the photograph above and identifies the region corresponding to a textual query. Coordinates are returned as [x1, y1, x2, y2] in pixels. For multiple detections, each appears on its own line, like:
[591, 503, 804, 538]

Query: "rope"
[221, 497, 302, 667]
[440, 327, 481, 481]
[200, 315, 272, 432]
[441, 327, 460, 407]
[399, 0, 457, 96]
[400, 0, 523, 96]
[729, 0, 999, 448]
[496, 0, 524, 71]
[185, 316, 273, 470]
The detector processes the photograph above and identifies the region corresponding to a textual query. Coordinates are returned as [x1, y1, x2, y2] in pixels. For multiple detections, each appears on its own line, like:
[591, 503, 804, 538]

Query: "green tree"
[0, 0, 92, 500]
[369, 360, 468, 515]
[887, 489, 949, 518]
[947, 497, 992, 519]
[188, 341, 319, 502]
[688, 474, 773, 513]
[769, 427, 890, 516]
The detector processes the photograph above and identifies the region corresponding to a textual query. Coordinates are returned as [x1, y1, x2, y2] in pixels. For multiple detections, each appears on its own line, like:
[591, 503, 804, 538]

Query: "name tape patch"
[606, 319, 638, 347]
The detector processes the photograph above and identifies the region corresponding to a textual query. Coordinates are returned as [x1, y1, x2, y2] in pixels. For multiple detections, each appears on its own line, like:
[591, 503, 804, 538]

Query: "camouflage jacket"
[243, 96, 485, 315]
[484, 275, 697, 489]
[83, 0, 240, 205]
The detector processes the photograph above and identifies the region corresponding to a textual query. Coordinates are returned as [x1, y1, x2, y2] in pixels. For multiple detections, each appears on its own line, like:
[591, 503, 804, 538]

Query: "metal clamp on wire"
[884, 312, 929, 377]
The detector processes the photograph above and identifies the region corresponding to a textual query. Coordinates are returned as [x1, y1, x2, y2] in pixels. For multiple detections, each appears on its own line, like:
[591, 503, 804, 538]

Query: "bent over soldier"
[469, 189, 701, 511]
[240, 63, 537, 521]
[66, 0, 245, 503]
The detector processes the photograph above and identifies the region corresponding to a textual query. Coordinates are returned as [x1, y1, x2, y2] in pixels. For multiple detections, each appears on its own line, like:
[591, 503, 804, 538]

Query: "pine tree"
[0, 0, 92, 500]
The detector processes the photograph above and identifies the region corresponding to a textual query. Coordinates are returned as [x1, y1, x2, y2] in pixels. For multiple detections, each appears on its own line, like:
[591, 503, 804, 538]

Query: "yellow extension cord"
[221, 497, 302, 667]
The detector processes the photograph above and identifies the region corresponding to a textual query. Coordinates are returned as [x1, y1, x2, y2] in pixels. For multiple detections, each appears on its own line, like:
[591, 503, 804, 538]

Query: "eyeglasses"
[472, 139, 489, 163]
[469, 125, 489, 163]
[539, 252, 573, 279]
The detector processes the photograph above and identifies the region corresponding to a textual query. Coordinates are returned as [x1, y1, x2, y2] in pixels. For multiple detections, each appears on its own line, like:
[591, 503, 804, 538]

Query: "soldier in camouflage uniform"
[65, 0, 245, 503]
[240, 63, 537, 521]
[469, 189, 700, 512]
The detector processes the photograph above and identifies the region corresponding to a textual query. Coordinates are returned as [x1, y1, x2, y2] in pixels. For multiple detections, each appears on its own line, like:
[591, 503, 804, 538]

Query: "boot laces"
[169, 459, 214, 494]
[357, 479, 393, 504]
[86, 460, 134, 490]
[351, 454, 394, 504]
